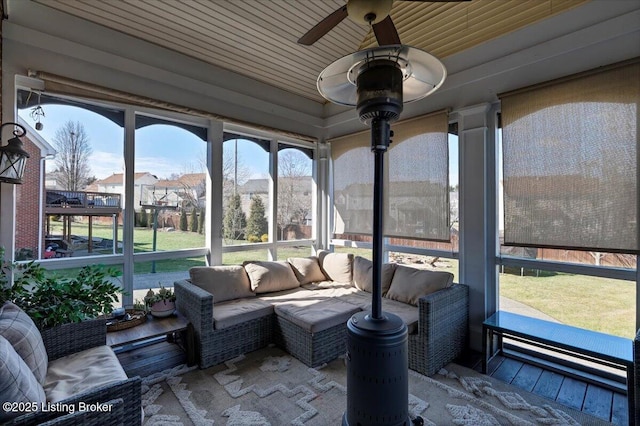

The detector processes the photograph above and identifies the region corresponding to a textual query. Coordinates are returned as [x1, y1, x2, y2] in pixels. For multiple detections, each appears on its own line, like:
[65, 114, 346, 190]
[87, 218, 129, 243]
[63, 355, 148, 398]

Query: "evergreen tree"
[223, 193, 246, 242]
[190, 208, 198, 232]
[180, 209, 188, 231]
[198, 208, 205, 234]
[246, 195, 268, 240]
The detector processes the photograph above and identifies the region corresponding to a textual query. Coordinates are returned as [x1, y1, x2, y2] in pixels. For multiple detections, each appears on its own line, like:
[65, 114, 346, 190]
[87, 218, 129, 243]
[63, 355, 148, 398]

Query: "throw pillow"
[0, 335, 46, 422]
[243, 261, 300, 294]
[386, 265, 454, 306]
[352, 256, 397, 295]
[287, 256, 327, 284]
[189, 265, 255, 303]
[0, 302, 48, 385]
[317, 250, 354, 283]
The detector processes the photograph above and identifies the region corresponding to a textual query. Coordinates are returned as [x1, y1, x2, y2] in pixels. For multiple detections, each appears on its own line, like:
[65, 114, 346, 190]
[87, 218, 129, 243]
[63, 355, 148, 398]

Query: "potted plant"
[144, 286, 176, 318]
[0, 248, 124, 329]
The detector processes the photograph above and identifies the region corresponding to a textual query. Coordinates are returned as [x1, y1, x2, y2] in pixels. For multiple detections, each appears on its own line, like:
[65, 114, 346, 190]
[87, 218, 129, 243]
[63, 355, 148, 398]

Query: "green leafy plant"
[1, 248, 124, 329]
[144, 286, 176, 306]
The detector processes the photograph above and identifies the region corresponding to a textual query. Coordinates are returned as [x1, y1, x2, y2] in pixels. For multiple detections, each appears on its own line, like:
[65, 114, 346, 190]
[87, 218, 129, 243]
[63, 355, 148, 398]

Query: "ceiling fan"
[298, 0, 469, 46]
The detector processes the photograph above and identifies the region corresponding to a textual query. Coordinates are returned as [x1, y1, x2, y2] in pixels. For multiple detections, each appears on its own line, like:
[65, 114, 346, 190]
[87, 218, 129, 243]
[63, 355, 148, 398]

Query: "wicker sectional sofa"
[175, 251, 468, 376]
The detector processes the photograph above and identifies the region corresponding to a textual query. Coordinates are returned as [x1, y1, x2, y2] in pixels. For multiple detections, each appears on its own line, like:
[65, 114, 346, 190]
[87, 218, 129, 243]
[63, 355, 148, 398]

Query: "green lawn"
[499, 270, 635, 339]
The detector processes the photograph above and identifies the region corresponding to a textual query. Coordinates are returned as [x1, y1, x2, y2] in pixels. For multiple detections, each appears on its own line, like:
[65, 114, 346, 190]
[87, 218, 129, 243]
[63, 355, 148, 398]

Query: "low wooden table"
[107, 311, 196, 366]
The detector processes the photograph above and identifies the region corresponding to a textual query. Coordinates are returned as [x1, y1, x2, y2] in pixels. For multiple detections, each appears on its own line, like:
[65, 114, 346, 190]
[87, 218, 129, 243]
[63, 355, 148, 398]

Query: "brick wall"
[14, 136, 43, 258]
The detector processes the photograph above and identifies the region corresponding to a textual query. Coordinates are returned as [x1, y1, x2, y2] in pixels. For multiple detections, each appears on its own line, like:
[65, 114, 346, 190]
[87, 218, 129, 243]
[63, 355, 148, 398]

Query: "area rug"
[140, 345, 608, 425]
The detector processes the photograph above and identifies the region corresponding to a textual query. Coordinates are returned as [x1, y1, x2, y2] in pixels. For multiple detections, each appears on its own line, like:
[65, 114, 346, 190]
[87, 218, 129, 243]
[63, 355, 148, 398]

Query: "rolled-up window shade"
[330, 110, 450, 241]
[32, 71, 316, 142]
[500, 60, 640, 253]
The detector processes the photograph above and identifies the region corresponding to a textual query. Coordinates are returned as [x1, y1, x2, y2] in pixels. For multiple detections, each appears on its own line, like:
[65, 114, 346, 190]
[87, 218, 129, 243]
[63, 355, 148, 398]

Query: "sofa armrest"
[174, 279, 214, 335]
[418, 283, 468, 340]
[8, 377, 142, 426]
[41, 318, 107, 361]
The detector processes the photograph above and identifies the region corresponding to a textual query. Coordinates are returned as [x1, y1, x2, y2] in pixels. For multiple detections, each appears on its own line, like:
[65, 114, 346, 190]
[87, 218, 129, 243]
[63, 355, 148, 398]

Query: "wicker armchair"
[7, 319, 141, 426]
[409, 283, 469, 376]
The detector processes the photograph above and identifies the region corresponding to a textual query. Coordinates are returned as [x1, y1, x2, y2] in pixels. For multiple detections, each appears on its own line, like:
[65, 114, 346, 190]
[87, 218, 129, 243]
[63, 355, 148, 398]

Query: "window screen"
[500, 60, 640, 253]
[330, 111, 450, 241]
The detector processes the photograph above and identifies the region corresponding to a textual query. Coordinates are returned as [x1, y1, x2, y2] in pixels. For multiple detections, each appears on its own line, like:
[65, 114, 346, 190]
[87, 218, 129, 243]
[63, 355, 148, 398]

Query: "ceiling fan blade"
[298, 5, 349, 45]
[372, 16, 401, 46]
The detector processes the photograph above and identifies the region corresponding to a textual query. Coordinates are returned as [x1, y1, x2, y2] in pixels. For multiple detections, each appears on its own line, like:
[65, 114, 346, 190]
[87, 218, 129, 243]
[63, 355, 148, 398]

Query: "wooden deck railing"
[45, 190, 122, 209]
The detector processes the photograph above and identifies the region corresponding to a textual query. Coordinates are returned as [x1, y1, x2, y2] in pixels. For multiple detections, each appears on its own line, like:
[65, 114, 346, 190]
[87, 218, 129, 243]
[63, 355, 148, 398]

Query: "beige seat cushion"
[287, 256, 327, 284]
[339, 293, 419, 334]
[0, 335, 46, 423]
[0, 302, 48, 384]
[44, 345, 128, 403]
[257, 287, 320, 307]
[302, 282, 359, 298]
[213, 298, 274, 330]
[275, 298, 361, 333]
[243, 261, 300, 293]
[386, 265, 454, 306]
[352, 256, 397, 295]
[317, 250, 354, 283]
[189, 265, 255, 303]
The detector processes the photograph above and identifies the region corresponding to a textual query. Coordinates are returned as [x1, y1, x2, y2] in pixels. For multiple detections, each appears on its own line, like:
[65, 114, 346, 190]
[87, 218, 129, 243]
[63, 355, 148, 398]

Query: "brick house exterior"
[13, 118, 55, 259]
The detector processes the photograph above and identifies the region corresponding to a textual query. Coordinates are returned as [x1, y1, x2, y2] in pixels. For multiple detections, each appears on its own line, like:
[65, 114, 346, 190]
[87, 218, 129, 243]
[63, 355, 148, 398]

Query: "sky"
[19, 104, 268, 181]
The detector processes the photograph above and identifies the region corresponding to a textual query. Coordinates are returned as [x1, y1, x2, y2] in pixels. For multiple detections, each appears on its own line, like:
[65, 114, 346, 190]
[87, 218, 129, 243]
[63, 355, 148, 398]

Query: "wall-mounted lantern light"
[0, 122, 29, 184]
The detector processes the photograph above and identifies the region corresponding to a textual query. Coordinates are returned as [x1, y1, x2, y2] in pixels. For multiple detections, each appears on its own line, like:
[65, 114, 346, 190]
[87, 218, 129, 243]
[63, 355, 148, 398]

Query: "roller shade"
[29, 71, 315, 142]
[500, 59, 640, 253]
[330, 110, 450, 241]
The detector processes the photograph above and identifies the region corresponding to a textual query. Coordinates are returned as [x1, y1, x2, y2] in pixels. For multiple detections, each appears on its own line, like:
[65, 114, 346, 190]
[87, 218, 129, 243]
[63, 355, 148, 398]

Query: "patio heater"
[317, 45, 446, 426]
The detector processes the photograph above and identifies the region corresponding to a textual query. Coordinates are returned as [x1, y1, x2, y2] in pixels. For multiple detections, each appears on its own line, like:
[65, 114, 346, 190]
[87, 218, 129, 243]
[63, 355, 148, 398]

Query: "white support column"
[457, 103, 498, 352]
[208, 120, 224, 266]
[316, 141, 329, 251]
[268, 139, 278, 260]
[0, 73, 19, 261]
[121, 108, 136, 307]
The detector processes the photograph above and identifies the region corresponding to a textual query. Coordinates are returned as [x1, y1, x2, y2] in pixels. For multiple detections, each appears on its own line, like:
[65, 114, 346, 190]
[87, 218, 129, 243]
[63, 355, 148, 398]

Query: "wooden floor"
[482, 354, 628, 425]
[118, 342, 626, 425]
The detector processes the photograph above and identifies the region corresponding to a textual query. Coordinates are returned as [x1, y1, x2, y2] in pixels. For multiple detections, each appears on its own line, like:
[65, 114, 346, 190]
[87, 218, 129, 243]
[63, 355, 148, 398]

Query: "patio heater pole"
[316, 45, 446, 426]
[371, 117, 390, 320]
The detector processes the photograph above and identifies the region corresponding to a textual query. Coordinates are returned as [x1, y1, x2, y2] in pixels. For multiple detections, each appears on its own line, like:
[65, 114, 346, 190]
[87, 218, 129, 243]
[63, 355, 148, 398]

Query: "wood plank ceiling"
[33, 0, 588, 103]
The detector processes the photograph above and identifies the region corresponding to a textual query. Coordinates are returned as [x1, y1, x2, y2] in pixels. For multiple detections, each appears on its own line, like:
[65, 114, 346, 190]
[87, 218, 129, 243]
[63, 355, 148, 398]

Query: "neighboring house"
[235, 176, 313, 227]
[147, 173, 206, 210]
[14, 117, 56, 259]
[94, 172, 158, 210]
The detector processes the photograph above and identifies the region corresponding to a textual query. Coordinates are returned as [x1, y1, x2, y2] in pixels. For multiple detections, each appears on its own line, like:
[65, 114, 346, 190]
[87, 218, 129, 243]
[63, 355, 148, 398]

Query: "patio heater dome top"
[317, 44, 446, 112]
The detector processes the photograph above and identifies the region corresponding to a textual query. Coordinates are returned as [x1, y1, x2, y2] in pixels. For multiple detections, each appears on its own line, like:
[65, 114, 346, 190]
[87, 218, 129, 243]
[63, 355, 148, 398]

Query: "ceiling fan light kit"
[346, 0, 394, 25]
[317, 44, 446, 426]
[298, 0, 469, 46]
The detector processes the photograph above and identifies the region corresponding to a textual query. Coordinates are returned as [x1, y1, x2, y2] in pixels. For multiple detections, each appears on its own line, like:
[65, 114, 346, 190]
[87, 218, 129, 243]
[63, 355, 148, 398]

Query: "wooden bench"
[483, 310, 635, 423]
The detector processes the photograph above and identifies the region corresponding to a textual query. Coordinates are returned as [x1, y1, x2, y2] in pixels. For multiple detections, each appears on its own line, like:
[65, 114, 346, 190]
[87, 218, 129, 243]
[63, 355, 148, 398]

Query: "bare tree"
[53, 121, 93, 191]
[223, 144, 251, 197]
[277, 150, 312, 239]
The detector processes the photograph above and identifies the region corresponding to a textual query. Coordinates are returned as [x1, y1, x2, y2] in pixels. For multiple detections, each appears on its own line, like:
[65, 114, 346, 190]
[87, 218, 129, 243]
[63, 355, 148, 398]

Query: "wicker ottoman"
[274, 298, 361, 367]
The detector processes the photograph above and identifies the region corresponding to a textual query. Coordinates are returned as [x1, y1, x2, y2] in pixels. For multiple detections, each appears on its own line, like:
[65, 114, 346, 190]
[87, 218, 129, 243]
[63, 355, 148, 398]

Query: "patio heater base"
[342, 311, 411, 426]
